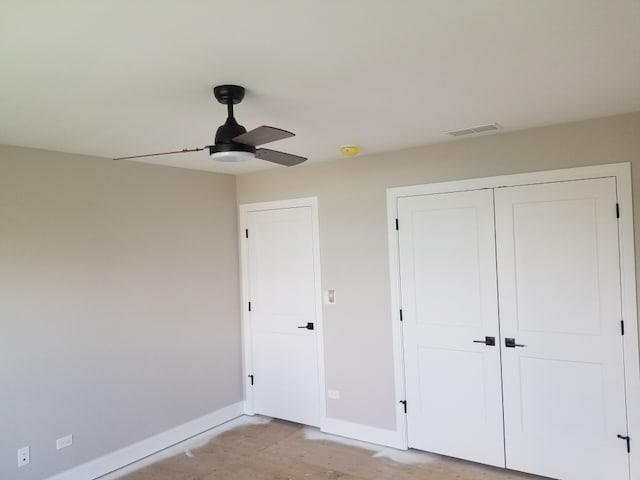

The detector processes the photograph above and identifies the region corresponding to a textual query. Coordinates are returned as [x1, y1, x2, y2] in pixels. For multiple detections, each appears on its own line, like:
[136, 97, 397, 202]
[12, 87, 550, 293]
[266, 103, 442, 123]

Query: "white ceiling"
[1, 1, 639, 174]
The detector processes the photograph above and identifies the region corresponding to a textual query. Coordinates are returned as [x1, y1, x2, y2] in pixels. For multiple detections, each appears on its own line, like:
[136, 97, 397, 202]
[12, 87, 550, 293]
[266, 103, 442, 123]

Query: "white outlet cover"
[56, 435, 73, 450]
[327, 389, 340, 400]
[18, 446, 30, 467]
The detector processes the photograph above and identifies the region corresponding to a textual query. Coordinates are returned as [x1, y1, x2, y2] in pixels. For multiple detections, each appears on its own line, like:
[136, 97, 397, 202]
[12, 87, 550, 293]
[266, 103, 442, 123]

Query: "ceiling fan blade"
[256, 148, 307, 167]
[113, 147, 205, 161]
[233, 126, 294, 147]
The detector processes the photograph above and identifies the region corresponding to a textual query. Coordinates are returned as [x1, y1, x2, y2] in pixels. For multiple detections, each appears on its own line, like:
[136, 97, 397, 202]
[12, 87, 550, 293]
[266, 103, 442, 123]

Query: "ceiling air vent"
[447, 123, 502, 137]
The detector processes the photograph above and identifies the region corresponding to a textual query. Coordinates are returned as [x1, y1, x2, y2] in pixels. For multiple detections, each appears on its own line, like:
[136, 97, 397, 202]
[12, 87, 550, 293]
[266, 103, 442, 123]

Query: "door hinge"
[400, 399, 407, 414]
[618, 434, 631, 453]
[395, 218, 399, 231]
[245, 228, 249, 238]
[616, 203, 620, 219]
[621, 320, 625, 336]
[248, 301, 251, 312]
[399, 309, 403, 321]
[248, 374, 254, 386]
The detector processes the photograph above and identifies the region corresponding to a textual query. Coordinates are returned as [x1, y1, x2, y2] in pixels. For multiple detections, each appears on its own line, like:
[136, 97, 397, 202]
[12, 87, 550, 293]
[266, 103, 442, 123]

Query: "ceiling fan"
[114, 85, 307, 167]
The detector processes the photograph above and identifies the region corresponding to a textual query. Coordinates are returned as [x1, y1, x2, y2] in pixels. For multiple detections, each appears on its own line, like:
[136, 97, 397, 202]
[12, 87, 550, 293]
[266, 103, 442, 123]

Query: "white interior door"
[495, 178, 629, 480]
[246, 205, 321, 426]
[398, 189, 505, 467]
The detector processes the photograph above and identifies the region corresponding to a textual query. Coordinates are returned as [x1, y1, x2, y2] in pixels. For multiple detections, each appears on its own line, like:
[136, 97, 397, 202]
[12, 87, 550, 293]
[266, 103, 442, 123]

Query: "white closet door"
[247, 206, 320, 427]
[495, 178, 629, 480]
[398, 189, 505, 467]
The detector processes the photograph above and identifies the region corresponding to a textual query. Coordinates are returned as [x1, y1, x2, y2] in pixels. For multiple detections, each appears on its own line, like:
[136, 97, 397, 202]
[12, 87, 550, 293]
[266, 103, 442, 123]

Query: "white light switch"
[327, 389, 340, 400]
[324, 290, 336, 304]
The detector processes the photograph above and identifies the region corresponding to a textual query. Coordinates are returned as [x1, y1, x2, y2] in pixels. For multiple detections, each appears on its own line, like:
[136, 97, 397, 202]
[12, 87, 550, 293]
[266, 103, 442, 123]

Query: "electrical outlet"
[56, 435, 73, 450]
[327, 389, 340, 400]
[17, 446, 30, 467]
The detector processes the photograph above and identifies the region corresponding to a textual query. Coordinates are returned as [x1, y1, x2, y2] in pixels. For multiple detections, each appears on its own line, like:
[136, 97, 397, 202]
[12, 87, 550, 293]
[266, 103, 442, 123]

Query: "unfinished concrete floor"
[111, 417, 549, 480]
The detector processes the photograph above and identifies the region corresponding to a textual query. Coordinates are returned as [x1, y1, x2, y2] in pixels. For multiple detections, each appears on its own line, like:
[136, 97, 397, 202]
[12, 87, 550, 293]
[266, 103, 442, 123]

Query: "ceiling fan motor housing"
[211, 120, 255, 155]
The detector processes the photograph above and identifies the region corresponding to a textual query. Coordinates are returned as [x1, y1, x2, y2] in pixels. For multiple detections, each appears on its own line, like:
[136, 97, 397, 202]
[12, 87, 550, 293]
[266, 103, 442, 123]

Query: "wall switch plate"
[56, 435, 73, 450]
[323, 290, 336, 304]
[327, 389, 340, 400]
[18, 446, 30, 467]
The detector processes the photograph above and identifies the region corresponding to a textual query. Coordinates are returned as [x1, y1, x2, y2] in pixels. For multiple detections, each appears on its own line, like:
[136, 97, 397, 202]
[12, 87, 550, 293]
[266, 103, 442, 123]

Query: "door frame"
[239, 197, 327, 429]
[386, 162, 639, 477]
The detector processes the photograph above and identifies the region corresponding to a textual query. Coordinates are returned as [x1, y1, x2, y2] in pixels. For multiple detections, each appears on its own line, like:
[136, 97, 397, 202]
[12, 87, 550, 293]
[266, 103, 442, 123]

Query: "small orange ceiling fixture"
[340, 145, 360, 157]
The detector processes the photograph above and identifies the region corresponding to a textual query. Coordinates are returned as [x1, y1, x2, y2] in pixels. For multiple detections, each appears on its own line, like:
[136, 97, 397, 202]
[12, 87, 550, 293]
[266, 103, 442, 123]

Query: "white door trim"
[386, 162, 639, 477]
[238, 197, 327, 429]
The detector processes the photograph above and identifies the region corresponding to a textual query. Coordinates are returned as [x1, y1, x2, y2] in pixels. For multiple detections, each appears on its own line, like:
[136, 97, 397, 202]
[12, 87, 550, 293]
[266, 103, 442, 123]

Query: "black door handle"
[505, 338, 526, 348]
[297, 322, 314, 330]
[473, 336, 496, 346]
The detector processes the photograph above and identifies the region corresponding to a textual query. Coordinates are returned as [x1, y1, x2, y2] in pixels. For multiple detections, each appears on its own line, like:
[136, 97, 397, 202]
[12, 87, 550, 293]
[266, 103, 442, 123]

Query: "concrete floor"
[109, 417, 549, 480]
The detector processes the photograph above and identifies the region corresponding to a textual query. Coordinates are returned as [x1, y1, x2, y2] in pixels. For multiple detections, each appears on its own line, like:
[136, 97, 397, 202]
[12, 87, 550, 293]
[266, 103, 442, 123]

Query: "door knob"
[297, 322, 314, 330]
[505, 337, 526, 348]
[473, 336, 496, 346]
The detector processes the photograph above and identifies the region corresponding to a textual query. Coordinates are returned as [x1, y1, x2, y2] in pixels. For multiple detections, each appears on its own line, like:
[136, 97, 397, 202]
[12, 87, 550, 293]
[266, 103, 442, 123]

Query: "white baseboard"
[242, 400, 254, 415]
[321, 417, 405, 450]
[46, 401, 244, 480]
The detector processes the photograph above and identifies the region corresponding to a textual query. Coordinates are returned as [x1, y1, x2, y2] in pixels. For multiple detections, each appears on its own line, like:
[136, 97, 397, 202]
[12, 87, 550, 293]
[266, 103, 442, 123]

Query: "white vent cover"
[448, 123, 502, 137]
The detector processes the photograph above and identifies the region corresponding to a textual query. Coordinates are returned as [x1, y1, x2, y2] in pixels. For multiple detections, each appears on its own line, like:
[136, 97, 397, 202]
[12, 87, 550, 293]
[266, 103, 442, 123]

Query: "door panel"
[509, 197, 601, 335]
[518, 357, 606, 437]
[416, 347, 488, 426]
[398, 189, 505, 467]
[247, 206, 320, 426]
[412, 206, 483, 328]
[495, 178, 628, 480]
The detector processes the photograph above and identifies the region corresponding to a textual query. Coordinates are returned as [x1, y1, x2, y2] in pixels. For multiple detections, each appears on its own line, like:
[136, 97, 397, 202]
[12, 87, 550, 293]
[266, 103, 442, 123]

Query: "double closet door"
[398, 177, 629, 480]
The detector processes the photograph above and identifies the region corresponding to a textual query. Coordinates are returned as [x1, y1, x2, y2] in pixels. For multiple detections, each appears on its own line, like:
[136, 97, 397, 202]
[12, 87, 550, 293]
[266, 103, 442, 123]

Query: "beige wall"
[0, 146, 242, 480]
[3, 112, 640, 479]
[236, 112, 640, 431]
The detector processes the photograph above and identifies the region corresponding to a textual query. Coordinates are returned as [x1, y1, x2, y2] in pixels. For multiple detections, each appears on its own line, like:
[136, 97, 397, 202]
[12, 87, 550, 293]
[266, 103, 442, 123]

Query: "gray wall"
[3, 112, 640, 479]
[236, 111, 640, 432]
[0, 146, 243, 480]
